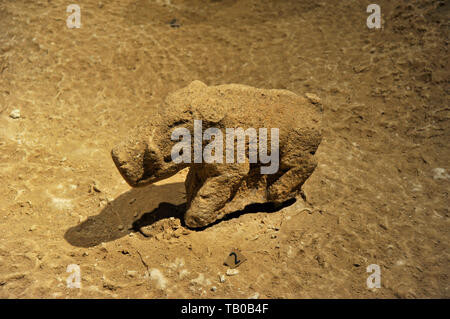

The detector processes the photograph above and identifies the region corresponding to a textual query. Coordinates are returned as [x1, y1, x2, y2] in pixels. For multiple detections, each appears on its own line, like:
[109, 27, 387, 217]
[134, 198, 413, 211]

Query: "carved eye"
[164, 155, 172, 163]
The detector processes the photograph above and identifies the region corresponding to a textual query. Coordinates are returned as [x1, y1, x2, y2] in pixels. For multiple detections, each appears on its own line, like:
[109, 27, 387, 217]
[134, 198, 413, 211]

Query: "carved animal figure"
[111, 81, 322, 228]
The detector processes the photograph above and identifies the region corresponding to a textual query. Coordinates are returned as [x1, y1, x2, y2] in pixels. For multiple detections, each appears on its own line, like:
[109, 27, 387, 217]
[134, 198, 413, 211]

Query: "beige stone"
[111, 81, 322, 228]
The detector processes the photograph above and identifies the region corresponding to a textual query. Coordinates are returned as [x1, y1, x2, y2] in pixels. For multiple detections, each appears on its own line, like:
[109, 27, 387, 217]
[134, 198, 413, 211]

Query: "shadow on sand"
[64, 181, 296, 247]
[64, 182, 186, 247]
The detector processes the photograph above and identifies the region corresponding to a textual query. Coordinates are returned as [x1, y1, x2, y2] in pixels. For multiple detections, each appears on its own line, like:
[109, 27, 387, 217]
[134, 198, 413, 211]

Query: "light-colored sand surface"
[0, 0, 448, 298]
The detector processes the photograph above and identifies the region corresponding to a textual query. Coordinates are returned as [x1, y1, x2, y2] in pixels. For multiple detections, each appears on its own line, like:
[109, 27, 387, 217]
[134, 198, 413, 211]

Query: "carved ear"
[185, 81, 226, 124]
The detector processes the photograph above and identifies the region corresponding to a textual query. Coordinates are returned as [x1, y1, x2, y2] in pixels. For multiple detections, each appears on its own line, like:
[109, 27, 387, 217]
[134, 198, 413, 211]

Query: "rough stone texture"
[111, 81, 322, 228]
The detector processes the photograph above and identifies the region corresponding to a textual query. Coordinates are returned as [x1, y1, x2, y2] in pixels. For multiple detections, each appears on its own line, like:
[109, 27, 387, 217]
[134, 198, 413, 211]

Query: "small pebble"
[139, 226, 153, 237]
[226, 269, 239, 276]
[9, 109, 20, 119]
[211, 286, 217, 292]
[248, 292, 260, 299]
[218, 274, 226, 283]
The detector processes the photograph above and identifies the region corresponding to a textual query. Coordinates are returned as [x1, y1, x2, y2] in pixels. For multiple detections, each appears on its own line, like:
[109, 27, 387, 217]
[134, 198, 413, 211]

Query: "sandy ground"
[0, 0, 448, 298]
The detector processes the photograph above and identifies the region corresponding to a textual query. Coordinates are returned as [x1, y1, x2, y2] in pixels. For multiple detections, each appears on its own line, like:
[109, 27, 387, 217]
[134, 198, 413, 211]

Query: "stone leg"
[184, 162, 249, 228]
[267, 156, 317, 203]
